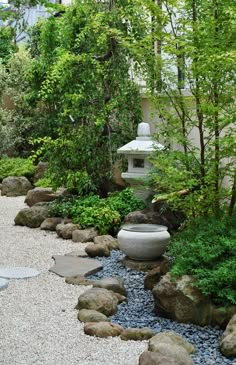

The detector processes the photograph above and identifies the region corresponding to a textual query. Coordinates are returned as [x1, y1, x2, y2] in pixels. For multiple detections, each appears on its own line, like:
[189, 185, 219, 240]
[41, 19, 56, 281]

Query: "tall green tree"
[138, 0, 236, 217]
[26, 0, 147, 195]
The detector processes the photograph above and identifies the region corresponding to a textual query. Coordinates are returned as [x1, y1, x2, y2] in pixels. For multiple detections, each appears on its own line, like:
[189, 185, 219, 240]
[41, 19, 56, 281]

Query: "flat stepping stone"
[65, 250, 88, 258]
[50, 255, 103, 277]
[0, 278, 9, 291]
[0, 267, 40, 279]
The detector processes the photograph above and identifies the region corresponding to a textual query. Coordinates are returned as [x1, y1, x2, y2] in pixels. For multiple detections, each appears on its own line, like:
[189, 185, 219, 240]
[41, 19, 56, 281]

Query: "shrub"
[78, 207, 121, 235]
[0, 157, 36, 182]
[48, 188, 145, 234]
[34, 176, 54, 188]
[168, 214, 236, 305]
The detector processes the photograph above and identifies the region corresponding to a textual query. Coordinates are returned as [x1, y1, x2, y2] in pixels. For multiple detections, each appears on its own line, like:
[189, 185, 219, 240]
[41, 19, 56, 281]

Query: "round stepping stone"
[0, 267, 40, 279]
[0, 278, 9, 291]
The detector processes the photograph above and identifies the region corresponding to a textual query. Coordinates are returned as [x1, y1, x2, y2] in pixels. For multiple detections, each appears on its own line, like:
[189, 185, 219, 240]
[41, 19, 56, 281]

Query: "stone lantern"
[117, 122, 164, 201]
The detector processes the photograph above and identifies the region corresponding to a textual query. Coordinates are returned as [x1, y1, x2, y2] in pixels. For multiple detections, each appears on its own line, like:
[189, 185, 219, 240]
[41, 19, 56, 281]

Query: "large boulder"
[78, 309, 110, 323]
[14, 205, 49, 228]
[1, 176, 33, 197]
[120, 327, 155, 341]
[84, 322, 123, 338]
[25, 187, 59, 207]
[72, 228, 98, 243]
[220, 314, 236, 357]
[75, 287, 119, 316]
[152, 273, 236, 327]
[139, 351, 181, 365]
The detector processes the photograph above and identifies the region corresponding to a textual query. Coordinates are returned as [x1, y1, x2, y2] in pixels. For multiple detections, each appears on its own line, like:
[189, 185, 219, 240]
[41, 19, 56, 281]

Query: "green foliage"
[169, 214, 236, 305]
[0, 157, 35, 181]
[48, 188, 145, 234]
[78, 207, 121, 235]
[34, 176, 53, 188]
[25, 0, 144, 195]
[139, 0, 236, 217]
[106, 188, 146, 219]
[149, 148, 229, 218]
[0, 26, 16, 62]
[0, 50, 49, 157]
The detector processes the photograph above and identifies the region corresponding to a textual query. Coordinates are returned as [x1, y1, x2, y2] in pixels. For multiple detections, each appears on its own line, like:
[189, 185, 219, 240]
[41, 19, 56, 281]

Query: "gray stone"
[93, 277, 127, 296]
[220, 313, 236, 357]
[65, 250, 88, 258]
[14, 206, 49, 228]
[78, 309, 110, 323]
[72, 228, 98, 243]
[139, 351, 181, 365]
[110, 291, 127, 304]
[0, 267, 40, 279]
[93, 235, 119, 250]
[124, 208, 185, 233]
[24, 188, 59, 207]
[0, 278, 9, 291]
[76, 287, 118, 316]
[84, 322, 123, 338]
[148, 342, 194, 365]
[85, 243, 110, 257]
[149, 331, 195, 354]
[40, 217, 63, 231]
[120, 327, 155, 341]
[144, 259, 170, 290]
[33, 161, 48, 182]
[49, 255, 102, 277]
[56, 223, 81, 239]
[1, 176, 33, 197]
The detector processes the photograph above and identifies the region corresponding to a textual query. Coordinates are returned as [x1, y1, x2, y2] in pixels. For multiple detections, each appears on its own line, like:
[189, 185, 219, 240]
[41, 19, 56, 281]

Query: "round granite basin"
[117, 224, 170, 260]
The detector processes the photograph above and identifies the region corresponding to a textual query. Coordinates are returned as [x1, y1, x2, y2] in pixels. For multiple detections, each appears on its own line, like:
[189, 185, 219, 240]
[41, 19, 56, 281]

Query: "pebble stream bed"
[89, 250, 236, 365]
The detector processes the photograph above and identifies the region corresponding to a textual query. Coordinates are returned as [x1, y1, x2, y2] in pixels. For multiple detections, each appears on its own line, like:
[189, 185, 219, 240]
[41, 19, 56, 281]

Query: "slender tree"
[137, 0, 236, 217]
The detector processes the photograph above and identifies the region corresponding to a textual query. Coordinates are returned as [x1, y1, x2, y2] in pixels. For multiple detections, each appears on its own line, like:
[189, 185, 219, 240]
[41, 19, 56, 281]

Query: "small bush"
[34, 176, 54, 188]
[168, 214, 236, 305]
[78, 207, 121, 235]
[48, 188, 145, 234]
[0, 157, 36, 182]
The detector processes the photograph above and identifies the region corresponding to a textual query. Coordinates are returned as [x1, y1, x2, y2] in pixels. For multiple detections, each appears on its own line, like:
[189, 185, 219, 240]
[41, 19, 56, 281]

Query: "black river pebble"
[89, 250, 236, 365]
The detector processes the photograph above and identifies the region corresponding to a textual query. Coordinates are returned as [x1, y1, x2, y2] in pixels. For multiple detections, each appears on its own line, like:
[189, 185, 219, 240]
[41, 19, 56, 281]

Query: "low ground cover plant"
[168, 213, 236, 306]
[0, 157, 36, 182]
[48, 188, 145, 234]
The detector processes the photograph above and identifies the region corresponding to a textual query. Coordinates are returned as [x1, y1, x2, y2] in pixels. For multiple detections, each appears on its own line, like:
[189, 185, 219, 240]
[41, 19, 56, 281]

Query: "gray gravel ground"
[0, 196, 146, 365]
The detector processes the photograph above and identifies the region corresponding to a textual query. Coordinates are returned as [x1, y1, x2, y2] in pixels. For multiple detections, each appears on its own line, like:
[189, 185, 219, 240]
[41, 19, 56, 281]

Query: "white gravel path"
[0, 196, 146, 365]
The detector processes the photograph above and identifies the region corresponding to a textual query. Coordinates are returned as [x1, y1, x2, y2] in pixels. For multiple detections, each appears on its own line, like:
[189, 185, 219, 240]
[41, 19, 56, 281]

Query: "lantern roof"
[117, 122, 164, 155]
